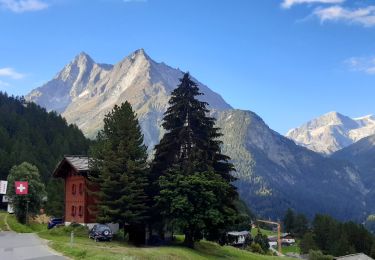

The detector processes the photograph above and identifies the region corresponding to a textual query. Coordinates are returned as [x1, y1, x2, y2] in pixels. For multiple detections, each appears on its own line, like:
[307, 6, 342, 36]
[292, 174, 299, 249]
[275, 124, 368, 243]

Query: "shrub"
[47, 225, 89, 237]
[309, 250, 334, 260]
[247, 243, 265, 254]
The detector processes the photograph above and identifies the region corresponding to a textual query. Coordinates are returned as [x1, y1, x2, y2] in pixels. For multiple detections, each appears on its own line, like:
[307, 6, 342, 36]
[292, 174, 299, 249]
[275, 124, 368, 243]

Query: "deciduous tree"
[7, 162, 46, 224]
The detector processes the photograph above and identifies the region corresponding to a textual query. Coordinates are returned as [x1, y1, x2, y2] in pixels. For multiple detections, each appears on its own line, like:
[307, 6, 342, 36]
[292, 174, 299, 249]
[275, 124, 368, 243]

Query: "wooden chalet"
[53, 156, 97, 226]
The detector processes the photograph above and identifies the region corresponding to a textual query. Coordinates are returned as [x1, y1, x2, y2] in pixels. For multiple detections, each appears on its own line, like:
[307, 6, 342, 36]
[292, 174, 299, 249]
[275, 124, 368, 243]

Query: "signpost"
[0, 180, 8, 195]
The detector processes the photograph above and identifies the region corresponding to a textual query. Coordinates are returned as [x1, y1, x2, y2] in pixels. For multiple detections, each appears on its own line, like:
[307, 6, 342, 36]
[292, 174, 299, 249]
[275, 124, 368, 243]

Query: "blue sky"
[1, 0, 375, 134]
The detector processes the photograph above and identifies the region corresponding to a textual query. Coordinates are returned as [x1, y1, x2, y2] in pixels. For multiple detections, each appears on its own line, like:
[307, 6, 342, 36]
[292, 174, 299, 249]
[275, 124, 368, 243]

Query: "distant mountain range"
[333, 134, 375, 213]
[287, 112, 375, 155]
[25, 49, 373, 221]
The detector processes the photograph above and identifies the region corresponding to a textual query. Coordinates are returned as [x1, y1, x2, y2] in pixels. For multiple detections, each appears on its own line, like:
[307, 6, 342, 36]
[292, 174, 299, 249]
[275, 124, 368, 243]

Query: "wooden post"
[255, 219, 283, 255]
[70, 231, 74, 247]
[26, 199, 29, 226]
[277, 222, 281, 254]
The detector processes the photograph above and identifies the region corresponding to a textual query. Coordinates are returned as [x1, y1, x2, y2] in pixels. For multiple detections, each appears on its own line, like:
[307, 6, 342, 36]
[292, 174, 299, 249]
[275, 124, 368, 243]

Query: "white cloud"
[0, 67, 26, 79]
[0, 0, 48, 13]
[313, 5, 375, 27]
[345, 56, 375, 75]
[281, 0, 344, 9]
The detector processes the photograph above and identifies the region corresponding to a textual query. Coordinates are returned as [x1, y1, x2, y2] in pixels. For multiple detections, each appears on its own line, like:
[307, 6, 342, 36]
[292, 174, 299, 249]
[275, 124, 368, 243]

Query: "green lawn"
[282, 243, 300, 255]
[251, 227, 277, 237]
[39, 230, 293, 260]
[3, 214, 294, 259]
[6, 214, 46, 233]
[0, 211, 9, 231]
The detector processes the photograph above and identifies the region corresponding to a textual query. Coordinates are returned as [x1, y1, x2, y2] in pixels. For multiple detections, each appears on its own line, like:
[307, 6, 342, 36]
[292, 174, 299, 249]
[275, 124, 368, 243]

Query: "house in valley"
[53, 156, 119, 233]
[334, 253, 374, 260]
[226, 231, 251, 247]
[281, 233, 295, 246]
[53, 156, 96, 227]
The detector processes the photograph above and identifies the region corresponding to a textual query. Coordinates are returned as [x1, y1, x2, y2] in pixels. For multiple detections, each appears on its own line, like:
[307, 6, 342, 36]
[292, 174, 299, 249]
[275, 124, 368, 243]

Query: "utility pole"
[256, 219, 282, 254]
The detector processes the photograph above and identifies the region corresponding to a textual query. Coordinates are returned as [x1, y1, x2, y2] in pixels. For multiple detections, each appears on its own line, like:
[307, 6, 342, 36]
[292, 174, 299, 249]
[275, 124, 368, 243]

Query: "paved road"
[0, 231, 67, 260]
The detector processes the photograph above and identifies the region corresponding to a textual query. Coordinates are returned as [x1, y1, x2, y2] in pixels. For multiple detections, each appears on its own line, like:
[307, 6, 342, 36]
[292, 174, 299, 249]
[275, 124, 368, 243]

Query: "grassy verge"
[282, 243, 300, 255]
[251, 227, 277, 237]
[38, 227, 293, 260]
[6, 214, 46, 233]
[4, 215, 294, 259]
[0, 211, 9, 231]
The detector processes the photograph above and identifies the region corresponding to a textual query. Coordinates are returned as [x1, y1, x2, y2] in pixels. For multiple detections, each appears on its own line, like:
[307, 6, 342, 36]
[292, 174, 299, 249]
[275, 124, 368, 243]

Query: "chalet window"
[71, 205, 76, 216]
[79, 183, 83, 195]
[72, 184, 76, 195]
[78, 206, 83, 217]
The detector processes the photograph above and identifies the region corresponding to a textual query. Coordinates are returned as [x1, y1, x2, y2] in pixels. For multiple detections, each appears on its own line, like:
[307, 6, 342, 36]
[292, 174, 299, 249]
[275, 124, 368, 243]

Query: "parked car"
[47, 217, 64, 229]
[89, 224, 113, 242]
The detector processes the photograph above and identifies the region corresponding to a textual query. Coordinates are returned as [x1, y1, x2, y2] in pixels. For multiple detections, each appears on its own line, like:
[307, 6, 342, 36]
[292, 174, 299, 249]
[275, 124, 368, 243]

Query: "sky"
[1, 0, 375, 134]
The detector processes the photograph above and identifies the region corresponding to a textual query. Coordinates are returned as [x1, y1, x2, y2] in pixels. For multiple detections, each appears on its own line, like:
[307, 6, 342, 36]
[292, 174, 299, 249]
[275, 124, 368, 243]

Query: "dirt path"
[0, 212, 10, 231]
[4, 213, 11, 231]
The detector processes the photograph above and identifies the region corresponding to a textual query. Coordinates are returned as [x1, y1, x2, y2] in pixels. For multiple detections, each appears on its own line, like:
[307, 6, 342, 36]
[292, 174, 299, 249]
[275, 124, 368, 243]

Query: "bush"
[247, 243, 265, 254]
[300, 232, 318, 254]
[253, 231, 269, 252]
[113, 228, 127, 241]
[47, 225, 89, 237]
[309, 250, 334, 260]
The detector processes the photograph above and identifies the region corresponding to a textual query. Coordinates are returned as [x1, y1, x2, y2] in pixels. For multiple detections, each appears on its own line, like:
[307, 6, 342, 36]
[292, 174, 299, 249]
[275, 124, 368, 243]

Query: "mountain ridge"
[25, 50, 370, 221]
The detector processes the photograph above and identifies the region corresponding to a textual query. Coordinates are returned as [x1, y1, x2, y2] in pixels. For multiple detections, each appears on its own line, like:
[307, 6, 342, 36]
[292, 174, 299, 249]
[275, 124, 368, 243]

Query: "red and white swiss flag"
[15, 181, 28, 195]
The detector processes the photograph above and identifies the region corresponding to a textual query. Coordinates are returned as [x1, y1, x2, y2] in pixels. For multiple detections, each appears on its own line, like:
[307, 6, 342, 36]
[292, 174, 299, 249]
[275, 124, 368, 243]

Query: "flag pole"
[26, 198, 29, 225]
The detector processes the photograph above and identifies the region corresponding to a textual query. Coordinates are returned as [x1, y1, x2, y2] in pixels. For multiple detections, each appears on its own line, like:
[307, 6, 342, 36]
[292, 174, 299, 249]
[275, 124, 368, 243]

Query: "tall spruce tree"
[283, 208, 296, 233]
[151, 73, 239, 248]
[89, 102, 149, 245]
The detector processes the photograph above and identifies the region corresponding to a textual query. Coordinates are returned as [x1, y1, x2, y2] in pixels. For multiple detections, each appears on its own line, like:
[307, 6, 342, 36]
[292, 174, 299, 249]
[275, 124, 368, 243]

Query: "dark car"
[47, 217, 64, 229]
[89, 224, 113, 242]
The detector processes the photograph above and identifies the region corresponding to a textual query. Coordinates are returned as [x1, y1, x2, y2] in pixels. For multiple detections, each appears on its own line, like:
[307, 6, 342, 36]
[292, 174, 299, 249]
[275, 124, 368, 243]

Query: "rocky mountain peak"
[74, 51, 94, 64]
[131, 48, 148, 59]
[287, 112, 375, 154]
[56, 51, 95, 81]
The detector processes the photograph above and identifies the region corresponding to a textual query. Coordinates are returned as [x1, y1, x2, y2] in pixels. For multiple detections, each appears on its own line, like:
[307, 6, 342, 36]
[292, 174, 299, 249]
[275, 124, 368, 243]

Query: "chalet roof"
[65, 156, 89, 171]
[227, 231, 250, 236]
[335, 253, 374, 260]
[53, 155, 89, 178]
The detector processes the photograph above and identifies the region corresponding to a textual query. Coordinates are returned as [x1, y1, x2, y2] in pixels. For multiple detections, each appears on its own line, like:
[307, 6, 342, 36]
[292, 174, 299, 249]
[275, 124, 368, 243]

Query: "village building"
[226, 231, 250, 247]
[281, 233, 295, 245]
[2, 195, 14, 214]
[53, 156, 96, 227]
[334, 253, 374, 260]
[53, 156, 119, 232]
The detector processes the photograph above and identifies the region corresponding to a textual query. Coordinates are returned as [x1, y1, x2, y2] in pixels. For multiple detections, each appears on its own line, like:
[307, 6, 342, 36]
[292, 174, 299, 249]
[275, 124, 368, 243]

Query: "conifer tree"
[151, 73, 239, 248]
[283, 208, 296, 233]
[89, 102, 149, 245]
